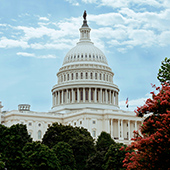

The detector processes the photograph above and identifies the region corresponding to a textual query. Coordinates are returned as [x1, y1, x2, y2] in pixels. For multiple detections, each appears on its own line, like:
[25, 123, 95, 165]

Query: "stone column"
[89, 88, 91, 102]
[100, 88, 102, 103]
[111, 119, 113, 138]
[107, 119, 110, 134]
[58, 91, 60, 104]
[83, 88, 85, 102]
[109, 90, 111, 104]
[61, 90, 63, 104]
[121, 119, 123, 140]
[94, 88, 97, 103]
[128, 120, 131, 140]
[72, 89, 74, 103]
[106, 89, 108, 104]
[66, 89, 68, 103]
[112, 91, 114, 105]
[77, 88, 80, 103]
[118, 119, 120, 139]
[56, 92, 58, 105]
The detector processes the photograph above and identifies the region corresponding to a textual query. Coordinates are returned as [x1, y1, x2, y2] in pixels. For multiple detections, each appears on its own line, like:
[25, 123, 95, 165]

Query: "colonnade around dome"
[52, 87, 119, 108]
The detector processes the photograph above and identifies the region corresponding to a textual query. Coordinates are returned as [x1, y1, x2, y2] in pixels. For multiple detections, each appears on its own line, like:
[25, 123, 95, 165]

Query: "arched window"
[106, 75, 108, 81]
[61, 75, 63, 82]
[76, 73, 78, 79]
[92, 130, 96, 137]
[67, 74, 69, 81]
[103, 74, 105, 81]
[81, 72, 83, 79]
[100, 74, 102, 80]
[72, 73, 74, 80]
[80, 90, 83, 101]
[90, 73, 93, 79]
[38, 130, 42, 139]
[95, 73, 97, 79]
[64, 75, 66, 81]
[86, 72, 88, 79]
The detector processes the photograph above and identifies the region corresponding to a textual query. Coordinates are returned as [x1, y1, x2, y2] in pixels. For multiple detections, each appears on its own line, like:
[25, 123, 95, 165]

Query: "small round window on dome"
[81, 54, 83, 58]
[85, 54, 87, 58]
[96, 55, 98, 59]
[89, 54, 91, 58]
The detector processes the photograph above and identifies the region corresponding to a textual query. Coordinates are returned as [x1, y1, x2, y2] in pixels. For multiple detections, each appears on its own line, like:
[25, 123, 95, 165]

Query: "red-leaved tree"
[121, 83, 170, 170]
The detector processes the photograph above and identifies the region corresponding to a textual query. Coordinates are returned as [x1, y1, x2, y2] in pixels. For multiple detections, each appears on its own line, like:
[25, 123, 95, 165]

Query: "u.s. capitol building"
[0, 14, 142, 144]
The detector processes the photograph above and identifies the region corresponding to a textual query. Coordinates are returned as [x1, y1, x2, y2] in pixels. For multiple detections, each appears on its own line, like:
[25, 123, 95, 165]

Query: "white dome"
[63, 41, 108, 66]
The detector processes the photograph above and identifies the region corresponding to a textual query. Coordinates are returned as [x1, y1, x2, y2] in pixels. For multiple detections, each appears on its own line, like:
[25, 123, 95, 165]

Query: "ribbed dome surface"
[63, 42, 108, 65]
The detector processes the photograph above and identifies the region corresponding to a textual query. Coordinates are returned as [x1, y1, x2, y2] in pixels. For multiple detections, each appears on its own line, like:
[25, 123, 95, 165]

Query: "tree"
[103, 143, 127, 170]
[22, 142, 61, 170]
[0, 124, 32, 170]
[42, 123, 95, 170]
[85, 132, 116, 170]
[96, 131, 116, 152]
[0, 154, 5, 170]
[122, 84, 170, 170]
[52, 142, 76, 170]
[157, 57, 170, 83]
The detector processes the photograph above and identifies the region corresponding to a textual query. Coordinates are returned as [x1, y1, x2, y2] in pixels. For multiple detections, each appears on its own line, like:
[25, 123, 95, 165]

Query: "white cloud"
[0, 37, 29, 48]
[39, 17, 49, 21]
[17, 52, 57, 59]
[65, 0, 79, 6]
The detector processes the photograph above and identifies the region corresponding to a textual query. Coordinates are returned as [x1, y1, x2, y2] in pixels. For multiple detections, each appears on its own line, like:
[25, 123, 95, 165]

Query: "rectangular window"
[76, 73, 78, 79]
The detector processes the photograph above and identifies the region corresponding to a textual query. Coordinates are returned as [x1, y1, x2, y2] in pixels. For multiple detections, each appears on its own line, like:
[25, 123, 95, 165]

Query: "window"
[106, 75, 108, 81]
[61, 75, 63, 82]
[48, 124, 51, 127]
[72, 73, 74, 80]
[74, 55, 76, 58]
[29, 122, 32, 126]
[74, 122, 76, 126]
[93, 120, 96, 124]
[38, 130, 42, 139]
[95, 73, 97, 79]
[80, 121, 82, 125]
[92, 130, 96, 137]
[38, 123, 41, 127]
[76, 73, 78, 79]
[103, 74, 105, 81]
[86, 72, 88, 79]
[89, 54, 91, 58]
[78, 55, 79, 58]
[81, 72, 83, 79]
[85, 54, 87, 58]
[67, 74, 69, 81]
[90, 73, 93, 79]
[64, 75, 66, 81]
[100, 74, 101, 80]
[81, 54, 83, 58]
[29, 132, 32, 136]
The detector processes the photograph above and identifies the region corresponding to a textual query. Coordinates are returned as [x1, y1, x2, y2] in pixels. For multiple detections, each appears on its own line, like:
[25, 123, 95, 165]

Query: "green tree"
[103, 143, 127, 170]
[42, 123, 95, 170]
[22, 142, 61, 170]
[85, 150, 105, 170]
[0, 124, 32, 170]
[96, 131, 115, 151]
[0, 154, 5, 170]
[52, 142, 76, 170]
[85, 132, 116, 170]
[157, 57, 170, 83]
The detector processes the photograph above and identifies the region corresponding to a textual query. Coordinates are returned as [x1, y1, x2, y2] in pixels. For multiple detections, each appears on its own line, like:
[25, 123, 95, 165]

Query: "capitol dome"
[51, 15, 119, 112]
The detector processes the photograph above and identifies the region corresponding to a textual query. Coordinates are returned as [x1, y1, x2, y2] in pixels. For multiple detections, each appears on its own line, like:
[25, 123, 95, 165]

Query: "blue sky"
[0, 0, 169, 112]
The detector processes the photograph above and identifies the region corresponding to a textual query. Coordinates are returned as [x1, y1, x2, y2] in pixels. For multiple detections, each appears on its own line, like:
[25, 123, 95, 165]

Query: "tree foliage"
[22, 142, 61, 170]
[42, 123, 95, 170]
[103, 143, 127, 170]
[53, 142, 76, 170]
[123, 84, 170, 170]
[0, 124, 32, 170]
[157, 57, 170, 83]
[96, 131, 115, 152]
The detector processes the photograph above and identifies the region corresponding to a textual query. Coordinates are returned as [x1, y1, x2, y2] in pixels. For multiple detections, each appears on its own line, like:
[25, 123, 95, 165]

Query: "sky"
[0, 0, 169, 112]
